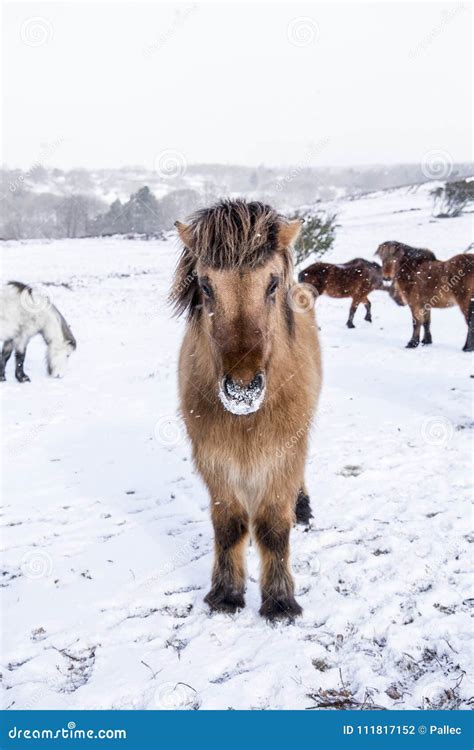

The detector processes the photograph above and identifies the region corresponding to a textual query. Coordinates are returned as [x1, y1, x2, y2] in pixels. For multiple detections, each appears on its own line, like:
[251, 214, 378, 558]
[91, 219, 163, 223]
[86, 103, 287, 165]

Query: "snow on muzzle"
[218, 373, 266, 415]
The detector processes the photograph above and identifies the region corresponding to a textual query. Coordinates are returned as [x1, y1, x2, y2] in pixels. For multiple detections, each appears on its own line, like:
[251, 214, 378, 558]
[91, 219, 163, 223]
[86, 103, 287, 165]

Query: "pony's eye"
[199, 279, 213, 299]
[266, 277, 279, 297]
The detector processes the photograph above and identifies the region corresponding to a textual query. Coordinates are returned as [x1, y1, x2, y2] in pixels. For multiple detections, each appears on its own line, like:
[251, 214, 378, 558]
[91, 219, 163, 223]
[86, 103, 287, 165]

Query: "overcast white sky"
[2, 1, 472, 169]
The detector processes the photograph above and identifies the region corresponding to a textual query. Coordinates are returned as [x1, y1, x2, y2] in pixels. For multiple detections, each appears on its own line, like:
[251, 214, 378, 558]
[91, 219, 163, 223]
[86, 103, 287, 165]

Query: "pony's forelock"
[170, 199, 296, 320]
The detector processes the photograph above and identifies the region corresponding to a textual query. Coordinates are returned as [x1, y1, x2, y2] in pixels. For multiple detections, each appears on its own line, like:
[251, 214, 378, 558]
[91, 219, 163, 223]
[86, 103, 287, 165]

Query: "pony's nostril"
[250, 373, 264, 392]
[223, 375, 234, 397]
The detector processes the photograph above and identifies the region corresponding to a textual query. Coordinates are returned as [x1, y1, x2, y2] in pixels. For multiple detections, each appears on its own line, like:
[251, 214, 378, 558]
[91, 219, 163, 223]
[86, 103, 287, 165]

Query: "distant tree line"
[0, 185, 207, 240]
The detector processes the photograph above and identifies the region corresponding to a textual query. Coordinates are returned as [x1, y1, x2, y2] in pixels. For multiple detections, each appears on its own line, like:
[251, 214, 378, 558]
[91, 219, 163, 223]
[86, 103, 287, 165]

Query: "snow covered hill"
[1, 185, 472, 710]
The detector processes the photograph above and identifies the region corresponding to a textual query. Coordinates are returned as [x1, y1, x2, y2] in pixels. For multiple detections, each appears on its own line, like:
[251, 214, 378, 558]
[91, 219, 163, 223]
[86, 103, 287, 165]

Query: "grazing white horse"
[0, 282, 76, 382]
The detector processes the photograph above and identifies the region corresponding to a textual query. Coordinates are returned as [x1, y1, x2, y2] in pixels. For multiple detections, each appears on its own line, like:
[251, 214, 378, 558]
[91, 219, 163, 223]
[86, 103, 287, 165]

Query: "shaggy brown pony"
[376, 241, 474, 350]
[298, 258, 384, 328]
[171, 200, 322, 621]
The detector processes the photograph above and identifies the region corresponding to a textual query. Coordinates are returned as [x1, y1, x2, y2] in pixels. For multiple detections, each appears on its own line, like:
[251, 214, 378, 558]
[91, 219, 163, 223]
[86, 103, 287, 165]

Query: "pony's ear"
[169, 247, 200, 319]
[278, 218, 304, 248]
[175, 220, 194, 249]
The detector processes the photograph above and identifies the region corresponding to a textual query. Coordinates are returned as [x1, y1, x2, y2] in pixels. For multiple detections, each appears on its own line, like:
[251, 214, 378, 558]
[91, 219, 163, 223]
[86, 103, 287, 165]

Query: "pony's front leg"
[204, 488, 249, 614]
[254, 492, 301, 621]
[406, 308, 422, 348]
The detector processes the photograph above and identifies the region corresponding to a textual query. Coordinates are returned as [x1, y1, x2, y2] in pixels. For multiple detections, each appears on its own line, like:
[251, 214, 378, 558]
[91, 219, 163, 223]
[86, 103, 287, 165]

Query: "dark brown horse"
[171, 200, 322, 621]
[298, 258, 384, 328]
[376, 241, 474, 350]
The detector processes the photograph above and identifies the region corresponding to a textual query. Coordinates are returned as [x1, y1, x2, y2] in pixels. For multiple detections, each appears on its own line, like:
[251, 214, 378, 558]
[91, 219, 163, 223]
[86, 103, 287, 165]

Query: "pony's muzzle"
[219, 372, 266, 415]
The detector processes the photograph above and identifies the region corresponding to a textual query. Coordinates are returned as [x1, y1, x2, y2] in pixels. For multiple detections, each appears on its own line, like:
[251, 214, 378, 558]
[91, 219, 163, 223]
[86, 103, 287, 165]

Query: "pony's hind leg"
[422, 309, 432, 345]
[295, 486, 313, 525]
[462, 297, 474, 352]
[0, 339, 14, 381]
[14, 344, 30, 382]
[204, 492, 249, 614]
[255, 492, 302, 621]
[346, 300, 358, 328]
[364, 298, 372, 322]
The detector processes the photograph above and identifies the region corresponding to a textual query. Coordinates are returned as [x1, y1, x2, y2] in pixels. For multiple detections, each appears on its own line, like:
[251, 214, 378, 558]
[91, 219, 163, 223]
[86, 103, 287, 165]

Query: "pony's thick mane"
[184, 199, 282, 269]
[171, 199, 292, 320]
[377, 241, 436, 261]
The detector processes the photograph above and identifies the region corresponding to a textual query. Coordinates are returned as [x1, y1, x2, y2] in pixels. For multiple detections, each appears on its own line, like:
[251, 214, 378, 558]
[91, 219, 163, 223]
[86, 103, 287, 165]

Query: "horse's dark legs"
[462, 297, 474, 352]
[15, 347, 30, 383]
[204, 499, 248, 614]
[0, 339, 14, 381]
[346, 300, 358, 328]
[255, 502, 301, 621]
[295, 486, 312, 525]
[364, 299, 372, 322]
[422, 309, 432, 345]
[406, 308, 423, 348]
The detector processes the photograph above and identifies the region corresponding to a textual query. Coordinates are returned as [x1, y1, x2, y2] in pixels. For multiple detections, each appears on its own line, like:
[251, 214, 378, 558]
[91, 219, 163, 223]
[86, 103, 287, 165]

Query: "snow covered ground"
[1, 184, 472, 711]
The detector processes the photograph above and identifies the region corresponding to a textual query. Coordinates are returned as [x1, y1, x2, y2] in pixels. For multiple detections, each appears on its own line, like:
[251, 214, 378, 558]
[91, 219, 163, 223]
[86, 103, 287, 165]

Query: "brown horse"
[171, 200, 321, 621]
[376, 241, 474, 350]
[298, 258, 384, 328]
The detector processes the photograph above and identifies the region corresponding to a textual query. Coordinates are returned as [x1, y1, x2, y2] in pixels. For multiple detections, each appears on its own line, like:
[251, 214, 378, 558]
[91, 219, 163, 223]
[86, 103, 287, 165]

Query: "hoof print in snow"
[259, 596, 302, 622]
[204, 588, 245, 614]
[339, 464, 363, 477]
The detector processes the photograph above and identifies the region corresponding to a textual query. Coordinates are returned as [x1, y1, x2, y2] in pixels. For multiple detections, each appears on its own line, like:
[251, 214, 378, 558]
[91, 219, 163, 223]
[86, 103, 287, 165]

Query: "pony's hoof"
[295, 490, 313, 525]
[422, 340, 432, 346]
[365, 317, 372, 323]
[406, 341, 419, 349]
[463, 345, 474, 352]
[15, 374, 31, 383]
[259, 596, 302, 622]
[0, 375, 6, 382]
[346, 322, 355, 329]
[204, 588, 245, 614]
